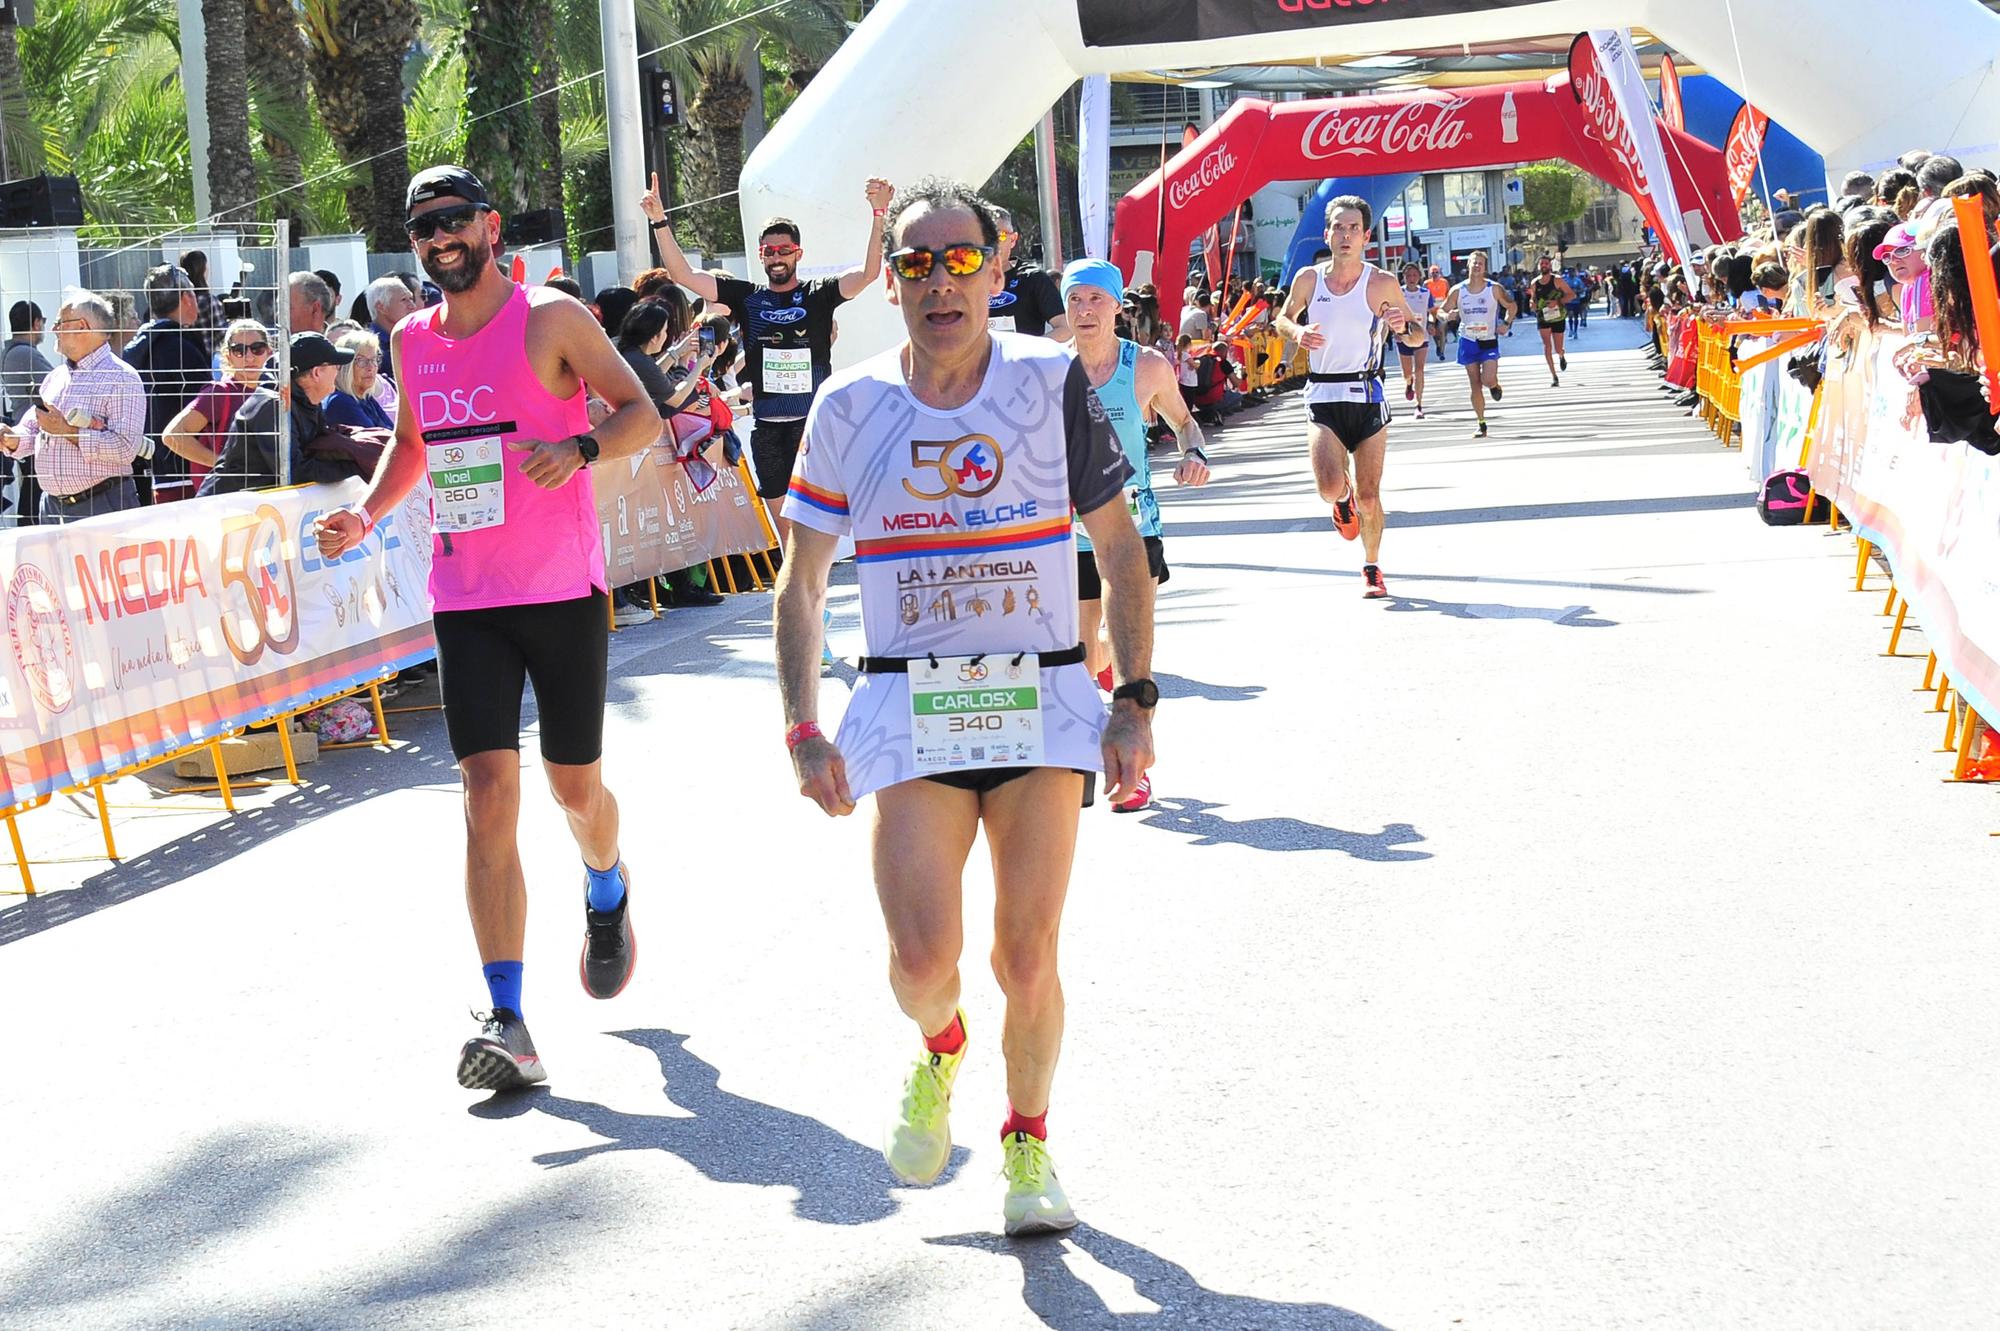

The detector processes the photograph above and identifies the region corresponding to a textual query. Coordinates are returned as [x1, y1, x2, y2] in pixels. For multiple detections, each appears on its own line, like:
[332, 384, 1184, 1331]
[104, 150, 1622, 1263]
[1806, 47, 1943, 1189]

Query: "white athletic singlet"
[1455, 281, 1501, 340]
[782, 332, 1133, 799]
[1304, 264, 1385, 404]
[1397, 285, 1434, 345]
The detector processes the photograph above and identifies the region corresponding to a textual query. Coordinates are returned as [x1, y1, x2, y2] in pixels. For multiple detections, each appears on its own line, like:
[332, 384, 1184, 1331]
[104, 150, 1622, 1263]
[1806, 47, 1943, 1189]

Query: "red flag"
[1723, 103, 1770, 207]
[1567, 32, 1681, 266]
[509, 254, 526, 283]
[1658, 54, 1684, 132]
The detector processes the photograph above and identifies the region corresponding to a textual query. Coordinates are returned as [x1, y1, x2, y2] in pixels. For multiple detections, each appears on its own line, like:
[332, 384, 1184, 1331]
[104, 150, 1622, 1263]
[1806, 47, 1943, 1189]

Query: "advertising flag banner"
[1724, 102, 1771, 207]
[1659, 53, 1685, 131]
[1078, 0, 1545, 46]
[1569, 29, 1699, 282]
[1079, 74, 1111, 258]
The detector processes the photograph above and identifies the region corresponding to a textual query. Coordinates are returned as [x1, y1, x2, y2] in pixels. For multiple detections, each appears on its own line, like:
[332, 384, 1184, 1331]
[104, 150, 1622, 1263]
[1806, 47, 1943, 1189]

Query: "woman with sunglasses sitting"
[160, 317, 271, 492]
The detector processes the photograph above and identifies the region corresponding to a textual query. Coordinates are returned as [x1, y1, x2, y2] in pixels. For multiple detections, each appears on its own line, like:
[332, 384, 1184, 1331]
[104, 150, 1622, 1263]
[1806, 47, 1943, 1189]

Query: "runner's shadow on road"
[926, 1225, 1396, 1330]
[1156, 673, 1266, 703]
[469, 1028, 963, 1226]
[1138, 797, 1429, 862]
[1381, 595, 1617, 627]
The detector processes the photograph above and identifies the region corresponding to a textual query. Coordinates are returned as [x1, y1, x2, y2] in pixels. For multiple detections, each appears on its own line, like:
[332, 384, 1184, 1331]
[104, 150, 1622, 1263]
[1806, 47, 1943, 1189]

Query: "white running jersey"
[782, 332, 1133, 797]
[1396, 285, 1434, 344]
[1454, 281, 1502, 340]
[1303, 263, 1386, 404]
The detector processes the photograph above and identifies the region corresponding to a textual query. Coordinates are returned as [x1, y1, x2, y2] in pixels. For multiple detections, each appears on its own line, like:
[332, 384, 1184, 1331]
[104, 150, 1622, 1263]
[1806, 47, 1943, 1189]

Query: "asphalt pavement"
[3, 317, 1996, 1331]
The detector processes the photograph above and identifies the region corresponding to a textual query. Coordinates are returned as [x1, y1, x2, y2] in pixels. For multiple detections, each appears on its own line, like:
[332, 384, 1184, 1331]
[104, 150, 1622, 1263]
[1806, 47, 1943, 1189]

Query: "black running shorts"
[1309, 400, 1391, 452]
[924, 766, 1094, 809]
[432, 590, 609, 765]
[750, 417, 808, 500]
[1076, 534, 1169, 602]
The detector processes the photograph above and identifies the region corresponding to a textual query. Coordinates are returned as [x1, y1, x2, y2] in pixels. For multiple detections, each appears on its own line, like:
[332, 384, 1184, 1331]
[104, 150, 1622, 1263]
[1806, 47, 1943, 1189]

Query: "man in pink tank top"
[314, 165, 660, 1092]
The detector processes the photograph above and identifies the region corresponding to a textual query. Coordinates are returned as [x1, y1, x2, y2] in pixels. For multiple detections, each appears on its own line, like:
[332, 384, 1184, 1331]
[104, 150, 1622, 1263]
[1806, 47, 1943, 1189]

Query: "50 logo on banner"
[218, 503, 301, 666]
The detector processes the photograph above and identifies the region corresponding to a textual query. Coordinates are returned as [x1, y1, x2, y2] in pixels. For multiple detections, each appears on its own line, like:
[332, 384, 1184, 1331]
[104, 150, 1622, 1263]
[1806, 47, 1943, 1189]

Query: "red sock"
[924, 1012, 965, 1056]
[1001, 1105, 1048, 1141]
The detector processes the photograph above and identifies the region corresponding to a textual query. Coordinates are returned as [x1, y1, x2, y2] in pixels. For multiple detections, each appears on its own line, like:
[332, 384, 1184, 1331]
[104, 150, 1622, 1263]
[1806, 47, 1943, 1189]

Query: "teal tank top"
[1076, 339, 1160, 550]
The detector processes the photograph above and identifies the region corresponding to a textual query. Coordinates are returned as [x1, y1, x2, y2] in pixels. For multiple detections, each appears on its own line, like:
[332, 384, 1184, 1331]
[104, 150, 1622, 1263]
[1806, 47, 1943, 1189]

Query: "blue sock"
[484, 960, 524, 1019]
[585, 860, 626, 912]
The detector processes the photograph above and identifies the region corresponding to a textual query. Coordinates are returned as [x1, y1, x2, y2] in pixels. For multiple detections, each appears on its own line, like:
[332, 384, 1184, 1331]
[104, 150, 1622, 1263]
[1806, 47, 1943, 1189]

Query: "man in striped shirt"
[0, 290, 147, 521]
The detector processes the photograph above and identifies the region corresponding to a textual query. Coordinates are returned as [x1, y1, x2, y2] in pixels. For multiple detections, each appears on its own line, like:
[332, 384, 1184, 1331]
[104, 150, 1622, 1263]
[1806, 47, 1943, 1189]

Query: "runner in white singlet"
[1274, 196, 1421, 599]
[1439, 251, 1518, 438]
[774, 180, 1157, 1237]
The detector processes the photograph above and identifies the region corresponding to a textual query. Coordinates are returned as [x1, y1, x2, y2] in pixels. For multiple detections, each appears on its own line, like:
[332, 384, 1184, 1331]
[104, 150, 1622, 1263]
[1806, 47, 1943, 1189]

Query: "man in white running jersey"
[1438, 251, 1517, 439]
[1273, 195, 1421, 600]
[1393, 261, 1436, 419]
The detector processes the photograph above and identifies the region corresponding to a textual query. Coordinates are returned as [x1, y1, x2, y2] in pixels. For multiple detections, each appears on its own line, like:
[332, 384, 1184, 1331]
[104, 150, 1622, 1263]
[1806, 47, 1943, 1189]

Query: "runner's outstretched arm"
[640, 172, 720, 303]
[1078, 497, 1156, 803]
[837, 179, 896, 301]
[774, 525, 855, 816]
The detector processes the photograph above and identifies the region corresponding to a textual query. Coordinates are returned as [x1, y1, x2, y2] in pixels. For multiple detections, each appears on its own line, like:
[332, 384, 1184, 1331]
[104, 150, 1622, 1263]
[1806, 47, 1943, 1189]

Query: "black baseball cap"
[406, 165, 491, 213]
[290, 331, 355, 374]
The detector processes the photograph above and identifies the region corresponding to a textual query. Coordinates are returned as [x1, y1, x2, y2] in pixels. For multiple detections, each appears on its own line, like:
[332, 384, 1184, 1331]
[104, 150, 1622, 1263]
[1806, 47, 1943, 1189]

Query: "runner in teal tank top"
[1061, 258, 1213, 812]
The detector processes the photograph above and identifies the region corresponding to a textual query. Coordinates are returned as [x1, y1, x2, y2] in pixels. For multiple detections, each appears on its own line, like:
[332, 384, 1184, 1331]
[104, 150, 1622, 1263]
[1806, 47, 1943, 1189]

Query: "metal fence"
[0, 222, 298, 517]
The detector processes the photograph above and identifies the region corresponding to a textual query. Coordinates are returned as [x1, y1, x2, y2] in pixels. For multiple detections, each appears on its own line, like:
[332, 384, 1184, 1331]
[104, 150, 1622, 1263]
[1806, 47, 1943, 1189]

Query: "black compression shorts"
[432, 590, 609, 765]
[750, 417, 807, 500]
[1309, 400, 1391, 452]
[1076, 535, 1168, 601]
[924, 766, 1095, 808]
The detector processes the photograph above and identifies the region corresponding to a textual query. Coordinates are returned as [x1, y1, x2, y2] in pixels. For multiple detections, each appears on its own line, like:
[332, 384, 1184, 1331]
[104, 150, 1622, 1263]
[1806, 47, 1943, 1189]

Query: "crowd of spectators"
[1640, 150, 2000, 454]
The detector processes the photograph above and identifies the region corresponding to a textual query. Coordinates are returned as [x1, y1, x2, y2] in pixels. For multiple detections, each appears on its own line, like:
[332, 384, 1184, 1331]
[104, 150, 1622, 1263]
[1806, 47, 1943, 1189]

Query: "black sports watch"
[573, 433, 601, 466]
[1111, 678, 1159, 709]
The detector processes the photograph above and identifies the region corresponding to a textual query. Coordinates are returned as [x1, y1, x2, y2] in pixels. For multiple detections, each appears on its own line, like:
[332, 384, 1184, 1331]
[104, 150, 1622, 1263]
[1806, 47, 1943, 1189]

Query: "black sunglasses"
[404, 203, 489, 242]
[227, 339, 270, 356]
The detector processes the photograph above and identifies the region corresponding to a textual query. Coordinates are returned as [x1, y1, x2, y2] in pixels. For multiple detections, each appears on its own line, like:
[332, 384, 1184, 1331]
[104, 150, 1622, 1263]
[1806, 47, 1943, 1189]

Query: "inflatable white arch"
[741, 0, 2000, 367]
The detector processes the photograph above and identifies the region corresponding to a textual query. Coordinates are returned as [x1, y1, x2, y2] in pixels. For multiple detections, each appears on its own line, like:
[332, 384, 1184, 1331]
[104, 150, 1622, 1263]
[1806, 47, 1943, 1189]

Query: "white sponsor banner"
[0, 481, 436, 804]
[1589, 28, 1697, 287]
[1078, 74, 1111, 259]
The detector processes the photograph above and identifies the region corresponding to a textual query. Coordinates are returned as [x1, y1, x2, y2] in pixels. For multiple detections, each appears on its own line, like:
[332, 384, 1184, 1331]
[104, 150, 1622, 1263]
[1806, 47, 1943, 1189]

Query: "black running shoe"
[1475, 420, 1489, 438]
[1552, 376, 1560, 388]
[1489, 383, 1502, 401]
[457, 1010, 547, 1090]
[580, 868, 636, 1000]
[1560, 353, 1569, 372]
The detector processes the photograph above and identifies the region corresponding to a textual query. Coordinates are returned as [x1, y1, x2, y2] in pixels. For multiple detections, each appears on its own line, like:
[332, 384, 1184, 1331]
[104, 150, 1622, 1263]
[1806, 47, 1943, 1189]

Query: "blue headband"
[1060, 258, 1125, 304]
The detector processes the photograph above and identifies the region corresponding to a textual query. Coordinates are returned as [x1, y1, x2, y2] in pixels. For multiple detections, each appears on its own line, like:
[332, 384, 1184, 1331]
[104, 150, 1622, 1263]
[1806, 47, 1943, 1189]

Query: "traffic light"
[646, 69, 681, 131]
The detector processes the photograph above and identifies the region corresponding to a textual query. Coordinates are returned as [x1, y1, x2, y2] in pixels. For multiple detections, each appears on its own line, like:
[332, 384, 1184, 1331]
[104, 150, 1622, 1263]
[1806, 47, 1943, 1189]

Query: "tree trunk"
[202, 0, 260, 222]
[245, 0, 312, 233]
[465, 0, 541, 215]
[358, 45, 414, 249]
[680, 69, 753, 255]
[529, 0, 565, 215]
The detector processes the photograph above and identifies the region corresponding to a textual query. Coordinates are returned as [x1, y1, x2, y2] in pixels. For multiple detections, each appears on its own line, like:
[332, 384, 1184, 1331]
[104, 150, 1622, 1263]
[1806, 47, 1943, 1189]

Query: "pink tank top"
[399, 283, 603, 611]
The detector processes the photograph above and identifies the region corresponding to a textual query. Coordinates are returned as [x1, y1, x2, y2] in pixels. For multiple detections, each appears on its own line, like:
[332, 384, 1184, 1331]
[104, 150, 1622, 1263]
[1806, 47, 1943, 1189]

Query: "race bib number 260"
[427, 436, 505, 532]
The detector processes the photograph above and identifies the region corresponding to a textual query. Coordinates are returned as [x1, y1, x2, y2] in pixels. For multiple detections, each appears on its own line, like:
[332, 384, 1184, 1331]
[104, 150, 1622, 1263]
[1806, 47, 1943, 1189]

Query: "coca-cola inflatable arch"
[1113, 76, 1740, 332]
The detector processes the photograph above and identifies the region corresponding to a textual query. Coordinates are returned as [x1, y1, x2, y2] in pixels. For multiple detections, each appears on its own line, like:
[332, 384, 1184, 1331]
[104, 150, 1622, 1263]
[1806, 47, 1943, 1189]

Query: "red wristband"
[786, 721, 824, 751]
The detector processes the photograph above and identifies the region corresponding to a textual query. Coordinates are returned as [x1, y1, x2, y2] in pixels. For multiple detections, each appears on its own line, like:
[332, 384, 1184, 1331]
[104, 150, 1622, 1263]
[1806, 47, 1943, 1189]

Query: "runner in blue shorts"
[1439, 251, 1517, 438]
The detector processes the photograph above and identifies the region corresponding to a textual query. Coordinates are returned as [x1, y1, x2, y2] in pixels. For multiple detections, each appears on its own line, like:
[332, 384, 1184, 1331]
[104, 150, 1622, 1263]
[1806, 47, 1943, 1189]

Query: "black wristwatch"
[1112, 679, 1159, 709]
[648, 218, 670, 230]
[573, 433, 601, 466]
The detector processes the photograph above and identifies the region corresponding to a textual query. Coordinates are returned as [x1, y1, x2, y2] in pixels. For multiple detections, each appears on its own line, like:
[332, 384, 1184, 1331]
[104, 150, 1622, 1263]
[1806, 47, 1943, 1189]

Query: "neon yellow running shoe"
[884, 1010, 967, 1185]
[1002, 1131, 1078, 1235]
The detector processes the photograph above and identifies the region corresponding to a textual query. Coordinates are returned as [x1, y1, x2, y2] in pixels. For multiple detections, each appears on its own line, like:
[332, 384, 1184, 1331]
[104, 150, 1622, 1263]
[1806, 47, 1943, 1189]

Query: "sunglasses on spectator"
[404, 204, 488, 241]
[888, 244, 996, 281]
[759, 244, 802, 260]
[227, 339, 271, 356]
[1887, 244, 1917, 259]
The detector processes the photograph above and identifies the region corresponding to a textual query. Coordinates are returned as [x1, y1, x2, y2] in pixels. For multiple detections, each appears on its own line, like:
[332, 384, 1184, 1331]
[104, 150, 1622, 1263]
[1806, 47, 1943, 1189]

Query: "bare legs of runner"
[460, 752, 623, 962]
[1401, 346, 1428, 414]
[1540, 325, 1566, 383]
[873, 767, 1083, 1121]
[1464, 359, 1501, 432]
[1310, 423, 1385, 562]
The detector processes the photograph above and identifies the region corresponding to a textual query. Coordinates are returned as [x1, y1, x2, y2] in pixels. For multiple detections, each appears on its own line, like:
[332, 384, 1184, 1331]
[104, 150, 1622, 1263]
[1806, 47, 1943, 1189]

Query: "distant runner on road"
[1439, 252, 1517, 439]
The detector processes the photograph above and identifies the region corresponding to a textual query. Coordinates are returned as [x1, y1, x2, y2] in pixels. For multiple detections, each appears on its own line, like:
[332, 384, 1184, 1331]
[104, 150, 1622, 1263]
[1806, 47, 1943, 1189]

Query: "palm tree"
[17, 0, 192, 230]
[463, 0, 558, 215]
[0, 20, 39, 182]
[648, 0, 845, 254]
[202, 0, 259, 221]
[300, 0, 420, 247]
[246, 0, 315, 233]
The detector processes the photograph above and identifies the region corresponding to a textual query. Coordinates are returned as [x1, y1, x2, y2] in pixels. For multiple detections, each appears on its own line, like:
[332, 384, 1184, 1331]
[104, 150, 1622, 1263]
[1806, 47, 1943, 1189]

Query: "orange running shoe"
[1362, 564, 1389, 599]
[1332, 493, 1360, 541]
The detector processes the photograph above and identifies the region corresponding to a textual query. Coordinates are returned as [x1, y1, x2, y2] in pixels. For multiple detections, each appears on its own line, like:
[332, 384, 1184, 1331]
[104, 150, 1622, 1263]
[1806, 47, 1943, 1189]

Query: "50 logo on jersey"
[903, 434, 1006, 501]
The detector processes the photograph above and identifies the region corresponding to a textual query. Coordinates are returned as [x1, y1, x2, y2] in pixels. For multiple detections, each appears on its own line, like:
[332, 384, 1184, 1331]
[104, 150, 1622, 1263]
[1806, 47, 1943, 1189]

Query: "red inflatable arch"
[1112, 76, 1740, 329]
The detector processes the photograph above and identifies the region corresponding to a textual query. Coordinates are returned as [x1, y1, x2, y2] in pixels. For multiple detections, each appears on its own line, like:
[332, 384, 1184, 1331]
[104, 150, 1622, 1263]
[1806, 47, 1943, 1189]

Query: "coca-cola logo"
[1300, 98, 1472, 162]
[1574, 68, 1650, 195]
[1168, 145, 1238, 212]
[1725, 114, 1767, 202]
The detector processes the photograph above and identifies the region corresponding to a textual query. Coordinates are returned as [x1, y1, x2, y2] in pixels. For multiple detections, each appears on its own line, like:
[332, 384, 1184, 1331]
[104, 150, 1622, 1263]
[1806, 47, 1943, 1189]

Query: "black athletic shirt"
[989, 265, 1064, 337]
[714, 274, 847, 421]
